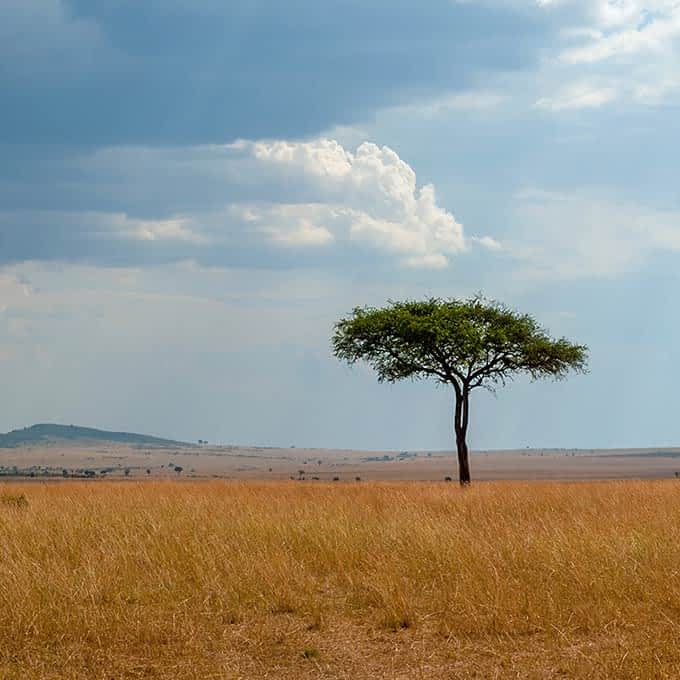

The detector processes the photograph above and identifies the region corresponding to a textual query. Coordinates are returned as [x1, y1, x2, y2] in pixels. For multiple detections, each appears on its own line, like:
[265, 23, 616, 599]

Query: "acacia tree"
[332, 297, 588, 485]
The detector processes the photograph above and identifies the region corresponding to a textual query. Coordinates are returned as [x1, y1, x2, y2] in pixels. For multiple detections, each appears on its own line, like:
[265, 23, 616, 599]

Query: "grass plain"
[2, 480, 680, 679]
[4, 441, 680, 481]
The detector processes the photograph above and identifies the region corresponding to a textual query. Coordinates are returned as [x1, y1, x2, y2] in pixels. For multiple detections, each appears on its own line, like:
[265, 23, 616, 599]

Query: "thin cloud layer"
[535, 0, 680, 109]
[535, 82, 617, 111]
[510, 188, 680, 278]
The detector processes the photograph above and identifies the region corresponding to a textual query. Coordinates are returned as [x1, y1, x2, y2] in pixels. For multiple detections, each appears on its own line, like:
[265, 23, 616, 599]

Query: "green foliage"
[332, 296, 588, 391]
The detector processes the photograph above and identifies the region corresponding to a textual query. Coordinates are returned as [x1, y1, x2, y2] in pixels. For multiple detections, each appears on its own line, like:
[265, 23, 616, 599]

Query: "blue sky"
[2, 0, 680, 449]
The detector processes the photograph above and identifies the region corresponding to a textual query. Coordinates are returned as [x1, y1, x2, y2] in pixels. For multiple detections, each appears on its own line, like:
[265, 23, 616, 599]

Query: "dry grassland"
[1, 480, 680, 679]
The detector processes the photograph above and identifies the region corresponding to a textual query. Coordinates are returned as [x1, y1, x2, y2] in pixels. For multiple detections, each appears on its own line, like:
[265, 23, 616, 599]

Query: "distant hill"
[0, 424, 188, 448]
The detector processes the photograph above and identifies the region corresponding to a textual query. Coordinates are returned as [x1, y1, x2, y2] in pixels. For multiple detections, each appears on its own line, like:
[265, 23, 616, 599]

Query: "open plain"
[2, 480, 680, 679]
[3, 441, 680, 481]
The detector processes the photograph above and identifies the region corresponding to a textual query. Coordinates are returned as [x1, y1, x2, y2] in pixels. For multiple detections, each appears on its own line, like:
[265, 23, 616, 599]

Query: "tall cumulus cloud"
[0, 139, 498, 270]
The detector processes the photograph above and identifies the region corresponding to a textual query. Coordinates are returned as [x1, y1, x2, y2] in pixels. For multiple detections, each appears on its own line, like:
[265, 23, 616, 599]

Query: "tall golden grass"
[1, 480, 680, 678]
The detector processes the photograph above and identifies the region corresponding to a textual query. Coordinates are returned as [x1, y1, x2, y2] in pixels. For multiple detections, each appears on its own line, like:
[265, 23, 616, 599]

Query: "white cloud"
[121, 216, 207, 244]
[402, 253, 449, 269]
[471, 235, 503, 250]
[1, 138, 488, 270]
[383, 90, 507, 119]
[0, 210, 207, 244]
[535, 82, 617, 110]
[633, 73, 680, 102]
[248, 206, 336, 247]
[561, 14, 680, 65]
[251, 138, 354, 179]
[535, 0, 680, 110]
[239, 139, 467, 266]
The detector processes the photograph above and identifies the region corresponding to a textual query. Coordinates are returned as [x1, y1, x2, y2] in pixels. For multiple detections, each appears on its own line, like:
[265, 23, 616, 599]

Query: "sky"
[2, 0, 680, 450]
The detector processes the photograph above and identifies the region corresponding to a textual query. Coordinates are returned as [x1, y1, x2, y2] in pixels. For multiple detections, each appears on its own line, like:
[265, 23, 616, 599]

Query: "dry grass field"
[2, 480, 680, 679]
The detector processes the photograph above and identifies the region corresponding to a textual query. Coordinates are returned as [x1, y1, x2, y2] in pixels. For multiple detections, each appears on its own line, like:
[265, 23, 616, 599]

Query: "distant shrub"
[384, 611, 413, 632]
[1, 493, 28, 509]
[333, 476, 340, 482]
[302, 646, 319, 660]
[444, 476, 453, 482]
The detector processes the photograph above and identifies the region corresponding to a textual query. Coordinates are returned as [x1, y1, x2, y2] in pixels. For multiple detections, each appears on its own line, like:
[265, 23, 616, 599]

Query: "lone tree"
[332, 297, 588, 485]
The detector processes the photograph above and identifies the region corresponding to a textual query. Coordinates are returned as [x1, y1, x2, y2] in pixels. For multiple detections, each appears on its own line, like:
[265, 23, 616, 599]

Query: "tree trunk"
[454, 389, 471, 486]
[456, 434, 471, 485]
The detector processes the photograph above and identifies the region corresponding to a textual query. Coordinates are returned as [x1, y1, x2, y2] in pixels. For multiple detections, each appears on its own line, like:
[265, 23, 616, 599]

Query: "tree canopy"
[333, 296, 588, 484]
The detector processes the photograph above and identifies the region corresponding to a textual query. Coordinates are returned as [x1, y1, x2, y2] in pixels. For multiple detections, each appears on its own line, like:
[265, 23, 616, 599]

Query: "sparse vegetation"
[302, 645, 320, 660]
[0, 492, 28, 508]
[1, 480, 680, 678]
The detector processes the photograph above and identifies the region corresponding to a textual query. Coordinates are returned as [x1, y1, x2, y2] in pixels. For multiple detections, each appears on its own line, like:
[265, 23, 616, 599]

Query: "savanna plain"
[2, 480, 680, 679]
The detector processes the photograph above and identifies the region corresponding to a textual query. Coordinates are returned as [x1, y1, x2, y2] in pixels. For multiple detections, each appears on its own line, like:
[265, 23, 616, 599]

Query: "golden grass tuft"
[1, 480, 680, 678]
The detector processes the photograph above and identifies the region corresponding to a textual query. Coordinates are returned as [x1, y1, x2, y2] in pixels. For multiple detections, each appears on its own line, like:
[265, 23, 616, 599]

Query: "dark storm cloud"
[1, 0, 549, 146]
